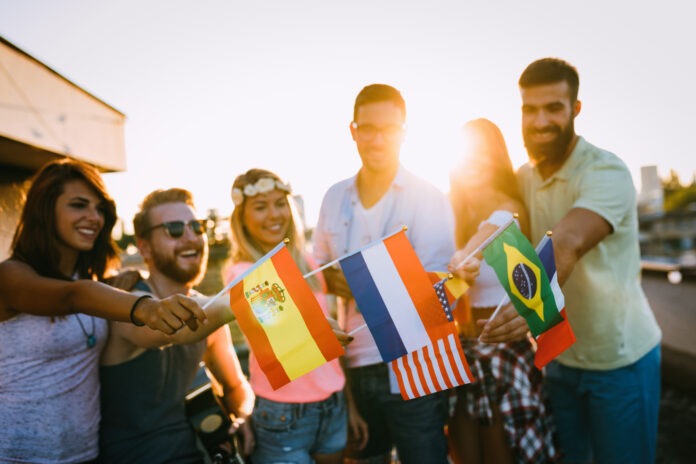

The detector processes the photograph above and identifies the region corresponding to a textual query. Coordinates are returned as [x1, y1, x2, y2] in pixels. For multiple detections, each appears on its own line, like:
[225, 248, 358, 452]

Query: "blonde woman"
[225, 169, 347, 464]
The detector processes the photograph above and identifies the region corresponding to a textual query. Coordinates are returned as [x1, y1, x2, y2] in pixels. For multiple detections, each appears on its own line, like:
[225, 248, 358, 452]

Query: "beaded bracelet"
[129, 294, 153, 327]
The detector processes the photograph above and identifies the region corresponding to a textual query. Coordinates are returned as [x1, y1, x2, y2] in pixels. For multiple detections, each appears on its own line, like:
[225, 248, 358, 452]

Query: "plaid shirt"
[458, 338, 561, 464]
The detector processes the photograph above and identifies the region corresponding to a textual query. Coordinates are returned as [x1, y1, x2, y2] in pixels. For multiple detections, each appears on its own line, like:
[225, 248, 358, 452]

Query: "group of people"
[0, 56, 661, 464]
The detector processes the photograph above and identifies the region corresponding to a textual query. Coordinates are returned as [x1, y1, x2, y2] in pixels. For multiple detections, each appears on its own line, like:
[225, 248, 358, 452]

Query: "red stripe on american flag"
[421, 345, 442, 393]
[403, 353, 424, 397]
[413, 346, 434, 396]
[390, 327, 474, 400]
[392, 357, 413, 399]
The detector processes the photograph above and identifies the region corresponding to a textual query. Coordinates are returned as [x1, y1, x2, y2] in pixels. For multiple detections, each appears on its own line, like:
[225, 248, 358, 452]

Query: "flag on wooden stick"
[229, 242, 344, 389]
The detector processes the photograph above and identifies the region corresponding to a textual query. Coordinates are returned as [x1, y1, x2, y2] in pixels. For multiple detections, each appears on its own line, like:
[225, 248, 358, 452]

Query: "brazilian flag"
[482, 224, 563, 337]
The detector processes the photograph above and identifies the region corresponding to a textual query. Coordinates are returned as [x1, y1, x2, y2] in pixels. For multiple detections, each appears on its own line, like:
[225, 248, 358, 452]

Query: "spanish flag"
[229, 243, 344, 389]
[482, 223, 563, 337]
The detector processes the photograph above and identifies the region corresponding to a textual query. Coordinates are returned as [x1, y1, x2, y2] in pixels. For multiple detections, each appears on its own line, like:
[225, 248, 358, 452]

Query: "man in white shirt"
[313, 84, 455, 464]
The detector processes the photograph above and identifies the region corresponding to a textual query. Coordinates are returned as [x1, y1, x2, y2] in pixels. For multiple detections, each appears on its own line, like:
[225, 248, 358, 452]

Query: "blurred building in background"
[638, 165, 696, 274]
[0, 36, 126, 260]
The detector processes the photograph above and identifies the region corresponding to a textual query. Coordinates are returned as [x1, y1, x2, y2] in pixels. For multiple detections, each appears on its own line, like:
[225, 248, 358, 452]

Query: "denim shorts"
[250, 392, 347, 464]
[345, 363, 449, 464]
[545, 344, 661, 464]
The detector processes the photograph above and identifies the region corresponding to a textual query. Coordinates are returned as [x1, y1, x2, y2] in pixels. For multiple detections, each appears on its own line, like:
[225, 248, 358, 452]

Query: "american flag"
[389, 274, 474, 400]
[434, 278, 454, 322]
[389, 324, 474, 400]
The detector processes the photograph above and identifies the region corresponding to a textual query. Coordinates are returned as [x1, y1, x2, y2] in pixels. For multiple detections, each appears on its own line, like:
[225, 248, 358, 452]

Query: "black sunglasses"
[145, 220, 207, 239]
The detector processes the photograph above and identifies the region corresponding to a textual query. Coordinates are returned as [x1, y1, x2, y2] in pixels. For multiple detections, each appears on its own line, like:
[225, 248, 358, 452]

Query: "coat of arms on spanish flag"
[229, 242, 344, 389]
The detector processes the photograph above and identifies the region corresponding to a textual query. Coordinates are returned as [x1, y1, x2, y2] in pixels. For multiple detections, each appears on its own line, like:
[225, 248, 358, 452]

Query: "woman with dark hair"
[448, 119, 559, 464]
[225, 169, 349, 464]
[0, 159, 206, 463]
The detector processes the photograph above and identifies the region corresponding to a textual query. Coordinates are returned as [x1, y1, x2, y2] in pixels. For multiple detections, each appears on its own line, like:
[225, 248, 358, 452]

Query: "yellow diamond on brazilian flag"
[482, 224, 563, 337]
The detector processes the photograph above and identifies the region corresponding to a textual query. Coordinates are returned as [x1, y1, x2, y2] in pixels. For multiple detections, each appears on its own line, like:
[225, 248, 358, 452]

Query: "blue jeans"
[250, 392, 347, 464]
[346, 363, 449, 464]
[545, 344, 661, 464]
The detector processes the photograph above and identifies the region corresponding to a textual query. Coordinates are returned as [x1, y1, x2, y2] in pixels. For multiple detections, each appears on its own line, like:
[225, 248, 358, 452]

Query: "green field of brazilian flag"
[482, 224, 563, 337]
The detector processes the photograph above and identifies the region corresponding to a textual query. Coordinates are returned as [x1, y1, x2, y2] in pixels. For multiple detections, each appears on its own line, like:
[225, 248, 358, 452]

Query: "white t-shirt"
[343, 196, 392, 367]
[313, 167, 456, 369]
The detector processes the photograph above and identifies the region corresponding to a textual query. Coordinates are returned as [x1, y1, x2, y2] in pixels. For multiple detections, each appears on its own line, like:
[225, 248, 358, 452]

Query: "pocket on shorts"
[252, 397, 299, 432]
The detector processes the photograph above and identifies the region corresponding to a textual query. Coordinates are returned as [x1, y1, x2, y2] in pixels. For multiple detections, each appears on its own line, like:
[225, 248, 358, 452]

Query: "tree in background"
[663, 170, 696, 212]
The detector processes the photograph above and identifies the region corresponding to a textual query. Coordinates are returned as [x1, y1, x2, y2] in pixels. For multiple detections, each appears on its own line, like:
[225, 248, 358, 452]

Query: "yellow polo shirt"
[517, 137, 661, 370]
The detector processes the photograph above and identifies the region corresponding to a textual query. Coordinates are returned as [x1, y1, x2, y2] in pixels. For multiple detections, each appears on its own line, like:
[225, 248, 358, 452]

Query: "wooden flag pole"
[201, 239, 288, 310]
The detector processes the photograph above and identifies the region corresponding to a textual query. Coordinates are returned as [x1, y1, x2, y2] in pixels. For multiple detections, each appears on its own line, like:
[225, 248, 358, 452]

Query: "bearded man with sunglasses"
[99, 188, 255, 463]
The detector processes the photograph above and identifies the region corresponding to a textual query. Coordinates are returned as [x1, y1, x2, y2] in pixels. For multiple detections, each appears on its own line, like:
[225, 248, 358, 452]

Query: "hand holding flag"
[338, 229, 451, 362]
[479, 227, 576, 368]
[227, 242, 345, 389]
[389, 272, 473, 400]
[481, 223, 563, 337]
[532, 233, 576, 368]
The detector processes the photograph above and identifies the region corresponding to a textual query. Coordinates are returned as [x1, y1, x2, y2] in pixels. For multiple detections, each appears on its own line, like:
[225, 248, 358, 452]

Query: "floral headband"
[231, 177, 292, 206]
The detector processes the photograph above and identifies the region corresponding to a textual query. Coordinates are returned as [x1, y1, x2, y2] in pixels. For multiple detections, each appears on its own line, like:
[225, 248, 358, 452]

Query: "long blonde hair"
[228, 169, 320, 290]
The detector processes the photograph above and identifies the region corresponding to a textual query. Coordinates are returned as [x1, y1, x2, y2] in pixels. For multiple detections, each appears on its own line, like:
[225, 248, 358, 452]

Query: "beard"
[151, 246, 208, 286]
[523, 118, 575, 165]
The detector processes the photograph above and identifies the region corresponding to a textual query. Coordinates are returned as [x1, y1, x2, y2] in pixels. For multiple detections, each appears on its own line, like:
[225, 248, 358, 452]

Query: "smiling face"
[521, 80, 580, 172]
[242, 189, 291, 253]
[54, 180, 105, 268]
[139, 202, 208, 286]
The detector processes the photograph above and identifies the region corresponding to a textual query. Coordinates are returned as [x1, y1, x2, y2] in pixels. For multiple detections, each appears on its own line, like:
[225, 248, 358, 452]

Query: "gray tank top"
[0, 312, 108, 463]
[98, 340, 207, 464]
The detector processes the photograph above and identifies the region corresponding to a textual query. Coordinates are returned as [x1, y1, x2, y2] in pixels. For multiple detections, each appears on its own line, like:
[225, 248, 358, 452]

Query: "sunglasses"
[146, 220, 207, 239]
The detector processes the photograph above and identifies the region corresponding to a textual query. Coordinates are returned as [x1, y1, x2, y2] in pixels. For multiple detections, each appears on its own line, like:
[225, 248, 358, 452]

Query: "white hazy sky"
[1, 0, 695, 231]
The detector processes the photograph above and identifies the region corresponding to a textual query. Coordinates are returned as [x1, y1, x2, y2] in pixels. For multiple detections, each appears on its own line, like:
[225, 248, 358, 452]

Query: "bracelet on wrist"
[130, 294, 153, 326]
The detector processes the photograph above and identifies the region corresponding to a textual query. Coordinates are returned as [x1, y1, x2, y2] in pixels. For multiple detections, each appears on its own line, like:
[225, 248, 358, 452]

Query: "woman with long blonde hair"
[226, 168, 347, 464]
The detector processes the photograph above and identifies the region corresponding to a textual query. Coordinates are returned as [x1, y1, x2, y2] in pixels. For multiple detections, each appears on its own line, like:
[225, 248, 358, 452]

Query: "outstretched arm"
[107, 291, 237, 350]
[0, 259, 206, 334]
[479, 207, 611, 342]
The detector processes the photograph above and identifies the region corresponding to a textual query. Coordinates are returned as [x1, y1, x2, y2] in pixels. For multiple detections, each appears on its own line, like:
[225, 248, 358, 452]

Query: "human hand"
[448, 252, 481, 286]
[104, 268, 142, 291]
[230, 418, 254, 457]
[322, 267, 353, 299]
[327, 317, 353, 346]
[477, 303, 529, 343]
[132, 294, 208, 334]
[347, 406, 369, 451]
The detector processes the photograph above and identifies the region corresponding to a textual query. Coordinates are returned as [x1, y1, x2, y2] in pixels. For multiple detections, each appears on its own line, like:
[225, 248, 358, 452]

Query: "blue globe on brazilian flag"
[482, 224, 563, 337]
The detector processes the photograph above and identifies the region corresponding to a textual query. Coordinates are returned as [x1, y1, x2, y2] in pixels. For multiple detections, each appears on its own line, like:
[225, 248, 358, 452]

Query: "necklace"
[75, 314, 97, 348]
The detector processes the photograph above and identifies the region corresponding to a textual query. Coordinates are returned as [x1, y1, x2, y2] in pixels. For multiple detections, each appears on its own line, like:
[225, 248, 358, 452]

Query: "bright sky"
[1, 0, 694, 231]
